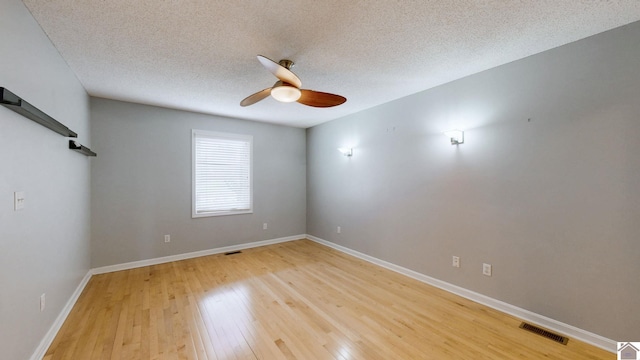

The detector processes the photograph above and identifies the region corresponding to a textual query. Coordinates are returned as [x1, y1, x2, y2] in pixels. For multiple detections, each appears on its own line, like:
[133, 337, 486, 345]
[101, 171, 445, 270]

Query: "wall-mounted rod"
[69, 140, 97, 157]
[0, 87, 77, 138]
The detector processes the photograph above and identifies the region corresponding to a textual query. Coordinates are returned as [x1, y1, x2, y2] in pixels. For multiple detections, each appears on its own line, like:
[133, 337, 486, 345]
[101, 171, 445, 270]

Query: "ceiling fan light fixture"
[241, 55, 346, 108]
[271, 84, 301, 103]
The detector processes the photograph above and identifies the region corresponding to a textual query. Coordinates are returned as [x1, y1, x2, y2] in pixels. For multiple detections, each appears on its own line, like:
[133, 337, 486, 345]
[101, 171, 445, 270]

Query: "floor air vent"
[519, 322, 569, 345]
[224, 250, 242, 256]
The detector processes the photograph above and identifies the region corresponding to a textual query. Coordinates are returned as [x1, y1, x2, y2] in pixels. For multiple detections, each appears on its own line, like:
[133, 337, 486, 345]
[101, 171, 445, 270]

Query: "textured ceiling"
[22, 1, 640, 128]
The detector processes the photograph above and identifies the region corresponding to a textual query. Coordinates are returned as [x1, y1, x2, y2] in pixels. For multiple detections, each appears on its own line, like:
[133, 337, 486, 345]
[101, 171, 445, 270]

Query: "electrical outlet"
[164, 234, 171, 243]
[483, 263, 492, 276]
[452, 256, 460, 268]
[40, 293, 45, 312]
[337, 226, 341, 234]
[263, 223, 268, 230]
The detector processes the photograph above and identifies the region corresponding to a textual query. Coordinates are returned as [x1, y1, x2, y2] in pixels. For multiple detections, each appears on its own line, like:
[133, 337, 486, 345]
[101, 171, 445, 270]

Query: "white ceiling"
[22, 1, 640, 128]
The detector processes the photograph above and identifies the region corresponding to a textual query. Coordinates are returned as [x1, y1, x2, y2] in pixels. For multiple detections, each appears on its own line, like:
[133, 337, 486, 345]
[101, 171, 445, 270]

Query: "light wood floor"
[45, 239, 613, 359]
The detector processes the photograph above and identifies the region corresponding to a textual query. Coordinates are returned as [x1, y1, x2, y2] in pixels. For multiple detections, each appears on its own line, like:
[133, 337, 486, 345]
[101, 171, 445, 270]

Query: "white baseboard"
[305, 234, 616, 353]
[30, 270, 92, 360]
[32, 234, 615, 360]
[92, 234, 305, 275]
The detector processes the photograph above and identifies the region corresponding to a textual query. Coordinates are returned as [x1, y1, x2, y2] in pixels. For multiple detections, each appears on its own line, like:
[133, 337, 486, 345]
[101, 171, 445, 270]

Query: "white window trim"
[192, 129, 253, 218]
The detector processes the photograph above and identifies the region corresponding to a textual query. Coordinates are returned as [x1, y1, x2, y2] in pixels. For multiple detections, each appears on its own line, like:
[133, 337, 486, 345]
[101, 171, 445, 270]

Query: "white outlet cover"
[263, 223, 268, 230]
[164, 235, 170, 243]
[337, 226, 341, 234]
[483, 263, 492, 276]
[40, 293, 45, 312]
[452, 256, 460, 268]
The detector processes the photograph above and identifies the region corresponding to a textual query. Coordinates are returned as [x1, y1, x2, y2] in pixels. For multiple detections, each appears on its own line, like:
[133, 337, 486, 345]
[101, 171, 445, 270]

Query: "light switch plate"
[14, 191, 25, 211]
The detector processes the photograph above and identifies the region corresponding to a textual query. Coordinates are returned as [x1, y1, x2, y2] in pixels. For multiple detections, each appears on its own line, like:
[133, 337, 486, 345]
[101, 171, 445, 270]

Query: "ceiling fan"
[240, 55, 347, 108]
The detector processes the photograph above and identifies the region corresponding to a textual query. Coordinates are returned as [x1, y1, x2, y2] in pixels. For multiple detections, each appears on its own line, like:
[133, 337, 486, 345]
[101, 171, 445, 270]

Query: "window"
[192, 130, 253, 217]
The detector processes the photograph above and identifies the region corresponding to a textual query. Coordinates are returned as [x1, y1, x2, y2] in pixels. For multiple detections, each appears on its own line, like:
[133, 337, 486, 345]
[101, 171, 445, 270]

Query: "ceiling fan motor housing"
[278, 59, 295, 70]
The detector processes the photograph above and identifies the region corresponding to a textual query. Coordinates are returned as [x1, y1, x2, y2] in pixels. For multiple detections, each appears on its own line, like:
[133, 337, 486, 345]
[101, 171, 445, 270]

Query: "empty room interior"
[2, 1, 640, 359]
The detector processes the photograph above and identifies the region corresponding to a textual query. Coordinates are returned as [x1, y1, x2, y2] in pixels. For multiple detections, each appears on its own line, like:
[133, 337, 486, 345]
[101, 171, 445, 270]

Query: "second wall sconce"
[338, 147, 353, 157]
[444, 130, 464, 145]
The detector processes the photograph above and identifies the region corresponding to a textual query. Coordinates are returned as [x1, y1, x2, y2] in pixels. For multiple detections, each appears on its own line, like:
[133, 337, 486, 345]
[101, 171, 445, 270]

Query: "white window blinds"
[192, 130, 253, 217]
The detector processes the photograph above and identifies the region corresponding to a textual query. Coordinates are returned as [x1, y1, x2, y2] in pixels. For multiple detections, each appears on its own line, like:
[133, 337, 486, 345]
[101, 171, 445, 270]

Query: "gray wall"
[307, 22, 640, 340]
[3, 0, 637, 354]
[90, 98, 306, 267]
[0, 1, 91, 359]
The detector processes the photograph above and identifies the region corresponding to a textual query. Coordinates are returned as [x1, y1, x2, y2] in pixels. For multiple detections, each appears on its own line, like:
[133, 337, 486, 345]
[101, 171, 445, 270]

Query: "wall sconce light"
[444, 130, 464, 145]
[338, 147, 353, 157]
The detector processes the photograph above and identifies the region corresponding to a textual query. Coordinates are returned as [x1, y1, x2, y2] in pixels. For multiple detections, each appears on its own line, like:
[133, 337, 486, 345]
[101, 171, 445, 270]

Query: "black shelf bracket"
[69, 140, 97, 157]
[1, 87, 78, 138]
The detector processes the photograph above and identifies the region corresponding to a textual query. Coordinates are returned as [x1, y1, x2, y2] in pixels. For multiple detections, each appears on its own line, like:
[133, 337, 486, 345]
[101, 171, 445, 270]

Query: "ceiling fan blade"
[240, 88, 272, 107]
[297, 89, 347, 108]
[257, 55, 302, 88]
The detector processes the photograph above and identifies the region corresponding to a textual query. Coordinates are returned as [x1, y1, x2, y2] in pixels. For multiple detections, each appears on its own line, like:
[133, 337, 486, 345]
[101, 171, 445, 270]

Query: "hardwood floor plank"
[45, 240, 613, 359]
